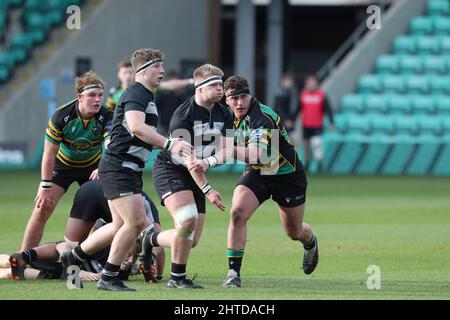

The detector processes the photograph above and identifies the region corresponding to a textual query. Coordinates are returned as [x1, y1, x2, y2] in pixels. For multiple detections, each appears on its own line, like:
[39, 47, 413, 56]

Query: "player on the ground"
[139, 64, 230, 289]
[59, 48, 192, 292]
[21, 71, 113, 251]
[192, 75, 319, 288]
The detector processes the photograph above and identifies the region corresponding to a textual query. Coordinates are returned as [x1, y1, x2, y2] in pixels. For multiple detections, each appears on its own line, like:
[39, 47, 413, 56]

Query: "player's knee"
[286, 230, 302, 241]
[174, 204, 198, 240]
[230, 206, 250, 225]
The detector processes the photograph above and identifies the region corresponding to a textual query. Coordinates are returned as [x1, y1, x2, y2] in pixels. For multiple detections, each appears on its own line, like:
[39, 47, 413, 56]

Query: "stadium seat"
[395, 116, 419, 135]
[388, 94, 412, 114]
[382, 75, 405, 94]
[0, 65, 10, 82]
[9, 32, 34, 51]
[346, 115, 371, 134]
[393, 36, 416, 54]
[428, 0, 450, 16]
[358, 74, 381, 94]
[334, 115, 348, 134]
[340, 94, 365, 113]
[407, 134, 442, 175]
[423, 55, 447, 74]
[433, 17, 450, 35]
[410, 16, 433, 35]
[429, 75, 450, 94]
[411, 95, 435, 114]
[0, 52, 15, 70]
[376, 55, 399, 74]
[416, 36, 440, 55]
[365, 95, 388, 114]
[435, 96, 450, 114]
[417, 116, 442, 135]
[355, 134, 393, 174]
[405, 75, 429, 94]
[442, 117, 450, 134]
[380, 134, 416, 175]
[439, 36, 450, 54]
[399, 55, 423, 74]
[370, 115, 395, 135]
[8, 48, 27, 64]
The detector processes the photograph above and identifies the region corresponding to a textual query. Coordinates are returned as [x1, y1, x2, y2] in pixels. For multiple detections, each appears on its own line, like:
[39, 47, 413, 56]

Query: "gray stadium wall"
[0, 0, 210, 165]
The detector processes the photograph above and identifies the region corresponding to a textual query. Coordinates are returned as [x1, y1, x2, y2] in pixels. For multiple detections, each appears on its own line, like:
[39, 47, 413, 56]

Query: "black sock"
[227, 249, 244, 277]
[303, 234, 316, 250]
[22, 249, 37, 264]
[170, 263, 186, 281]
[101, 262, 120, 281]
[72, 245, 90, 262]
[150, 231, 160, 247]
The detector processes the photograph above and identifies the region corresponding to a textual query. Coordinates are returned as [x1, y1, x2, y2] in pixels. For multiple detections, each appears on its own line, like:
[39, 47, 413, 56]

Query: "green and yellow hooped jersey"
[45, 99, 114, 168]
[233, 99, 298, 175]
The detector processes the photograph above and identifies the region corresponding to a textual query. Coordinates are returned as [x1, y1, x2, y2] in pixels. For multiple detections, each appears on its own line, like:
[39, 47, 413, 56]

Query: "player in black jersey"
[141, 64, 231, 289]
[21, 71, 113, 251]
[6, 179, 161, 282]
[60, 48, 192, 292]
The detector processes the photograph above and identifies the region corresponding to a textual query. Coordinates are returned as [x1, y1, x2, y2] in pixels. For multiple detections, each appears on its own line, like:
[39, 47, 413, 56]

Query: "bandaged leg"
[173, 204, 198, 240]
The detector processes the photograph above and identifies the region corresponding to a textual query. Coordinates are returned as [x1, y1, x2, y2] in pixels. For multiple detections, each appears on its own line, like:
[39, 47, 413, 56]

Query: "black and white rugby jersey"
[158, 96, 234, 166]
[103, 82, 158, 171]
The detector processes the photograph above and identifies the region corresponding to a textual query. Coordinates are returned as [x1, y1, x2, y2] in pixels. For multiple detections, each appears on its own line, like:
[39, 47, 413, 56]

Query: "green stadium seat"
[27, 29, 46, 45]
[395, 116, 419, 135]
[405, 76, 429, 94]
[435, 96, 450, 114]
[439, 36, 450, 53]
[411, 95, 435, 114]
[410, 16, 433, 35]
[323, 132, 344, 172]
[406, 134, 442, 175]
[346, 115, 371, 134]
[432, 136, 450, 175]
[328, 134, 367, 174]
[370, 115, 395, 135]
[423, 56, 447, 74]
[9, 32, 34, 51]
[23, 12, 52, 33]
[8, 48, 27, 64]
[0, 52, 15, 70]
[433, 17, 450, 35]
[358, 74, 381, 94]
[399, 55, 423, 74]
[382, 75, 405, 93]
[442, 117, 450, 134]
[0, 65, 10, 82]
[428, 0, 450, 16]
[355, 134, 393, 174]
[393, 36, 416, 54]
[340, 94, 365, 113]
[376, 55, 399, 74]
[365, 95, 388, 114]
[388, 94, 412, 114]
[380, 134, 416, 175]
[416, 36, 440, 55]
[334, 115, 348, 134]
[417, 116, 442, 135]
[429, 75, 450, 94]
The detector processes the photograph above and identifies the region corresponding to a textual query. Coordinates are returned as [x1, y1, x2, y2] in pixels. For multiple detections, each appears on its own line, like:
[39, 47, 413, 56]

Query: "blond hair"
[75, 71, 105, 93]
[131, 48, 164, 72]
[193, 64, 224, 82]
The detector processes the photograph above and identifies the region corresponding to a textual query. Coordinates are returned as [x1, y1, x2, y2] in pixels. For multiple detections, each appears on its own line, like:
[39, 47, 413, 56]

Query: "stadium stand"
[326, 0, 450, 175]
[0, 0, 82, 84]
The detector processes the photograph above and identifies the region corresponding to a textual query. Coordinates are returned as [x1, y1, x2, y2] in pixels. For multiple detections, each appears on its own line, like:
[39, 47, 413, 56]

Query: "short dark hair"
[224, 75, 249, 92]
[117, 60, 132, 71]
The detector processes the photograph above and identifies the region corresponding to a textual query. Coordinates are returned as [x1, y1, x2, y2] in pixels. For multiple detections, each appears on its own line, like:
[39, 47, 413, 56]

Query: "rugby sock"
[72, 245, 89, 263]
[170, 263, 186, 281]
[227, 249, 244, 277]
[303, 234, 316, 250]
[101, 262, 120, 281]
[21, 249, 37, 264]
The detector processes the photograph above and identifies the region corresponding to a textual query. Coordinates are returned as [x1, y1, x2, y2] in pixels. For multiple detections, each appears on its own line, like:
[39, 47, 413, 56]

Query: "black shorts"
[69, 180, 112, 223]
[52, 158, 99, 191]
[302, 127, 323, 139]
[153, 156, 206, 213]
[30, 261, 65, 280]
[237, 168, 308, 208]
[98, 159, 143, 200]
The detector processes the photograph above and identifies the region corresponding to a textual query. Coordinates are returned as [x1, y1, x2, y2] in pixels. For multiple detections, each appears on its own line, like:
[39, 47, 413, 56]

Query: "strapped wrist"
[41, 180, 52, 188]
[204, 156, 218, 168]
[201, 182, 213, 195]
[163, 138, 173, 151]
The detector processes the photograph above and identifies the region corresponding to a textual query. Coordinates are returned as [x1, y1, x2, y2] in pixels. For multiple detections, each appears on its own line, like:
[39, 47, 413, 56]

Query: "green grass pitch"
[0, 170, 449, 300]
